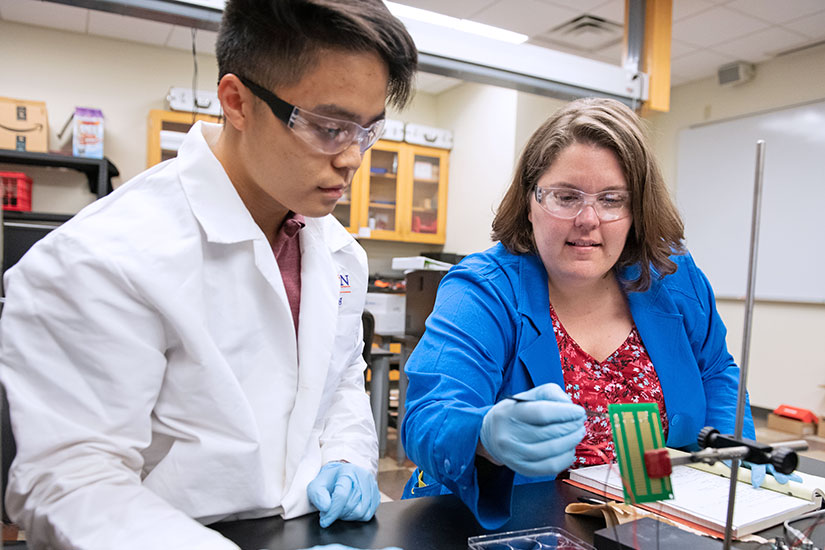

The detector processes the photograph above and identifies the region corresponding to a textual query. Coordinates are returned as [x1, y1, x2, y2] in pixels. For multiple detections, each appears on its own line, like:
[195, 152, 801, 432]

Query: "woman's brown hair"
[491, 97, 685, 292]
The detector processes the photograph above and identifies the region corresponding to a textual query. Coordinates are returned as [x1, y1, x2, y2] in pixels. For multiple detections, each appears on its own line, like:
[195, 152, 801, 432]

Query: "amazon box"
[0, 97, 48, 153]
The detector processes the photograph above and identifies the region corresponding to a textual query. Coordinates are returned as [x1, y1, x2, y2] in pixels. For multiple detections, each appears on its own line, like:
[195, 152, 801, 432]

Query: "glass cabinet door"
[332, 186, 357, 233]
[406, 146, 448, 243]
[363, 144, 401, 237]
[410, 153, 441, 236]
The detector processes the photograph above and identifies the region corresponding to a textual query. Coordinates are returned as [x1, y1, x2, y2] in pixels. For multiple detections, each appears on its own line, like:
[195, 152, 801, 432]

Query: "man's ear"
[218, 74, 251, 132]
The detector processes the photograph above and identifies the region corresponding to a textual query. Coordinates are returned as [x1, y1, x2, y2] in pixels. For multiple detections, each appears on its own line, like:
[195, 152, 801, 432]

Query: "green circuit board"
[608, 402, 674, 504]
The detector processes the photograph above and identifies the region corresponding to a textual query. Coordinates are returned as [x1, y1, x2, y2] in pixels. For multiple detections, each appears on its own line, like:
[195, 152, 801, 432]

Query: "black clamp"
[697, 427, 799, 475]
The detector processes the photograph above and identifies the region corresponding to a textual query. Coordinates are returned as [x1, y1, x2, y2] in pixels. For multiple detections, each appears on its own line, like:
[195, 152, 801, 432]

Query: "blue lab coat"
[400, 243, 755, 527]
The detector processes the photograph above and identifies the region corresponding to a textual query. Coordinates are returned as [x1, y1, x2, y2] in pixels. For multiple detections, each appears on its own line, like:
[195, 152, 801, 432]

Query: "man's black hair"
[216, 0, 418, 109]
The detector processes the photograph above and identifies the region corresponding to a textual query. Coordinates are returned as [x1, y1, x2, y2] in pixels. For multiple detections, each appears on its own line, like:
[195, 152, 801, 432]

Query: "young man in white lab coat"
[0, 1, 417, 548]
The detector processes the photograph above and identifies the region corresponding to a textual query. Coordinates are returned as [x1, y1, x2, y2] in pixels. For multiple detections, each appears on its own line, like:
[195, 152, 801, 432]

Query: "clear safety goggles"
[237, 75, 386, 156]
[534, 186, 631, 222]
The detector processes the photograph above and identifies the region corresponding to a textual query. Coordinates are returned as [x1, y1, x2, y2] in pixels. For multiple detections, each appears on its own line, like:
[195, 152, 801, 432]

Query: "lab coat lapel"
[177, 122, 296, 334]
[284, 220, 338, 480]
[516, 254, 565, 388]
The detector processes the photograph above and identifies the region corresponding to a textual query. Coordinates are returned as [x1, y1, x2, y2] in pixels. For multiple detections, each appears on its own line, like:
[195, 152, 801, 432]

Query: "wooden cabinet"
[335, 140, 448, 244]
[146, 109, 221, 168]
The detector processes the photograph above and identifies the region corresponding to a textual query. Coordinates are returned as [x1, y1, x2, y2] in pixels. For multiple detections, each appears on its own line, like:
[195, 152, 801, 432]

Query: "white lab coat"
[0, 122, 377, 550]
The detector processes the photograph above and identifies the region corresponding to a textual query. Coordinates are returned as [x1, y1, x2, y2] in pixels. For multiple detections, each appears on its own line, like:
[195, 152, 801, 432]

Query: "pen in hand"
[502, 395, 607, 418]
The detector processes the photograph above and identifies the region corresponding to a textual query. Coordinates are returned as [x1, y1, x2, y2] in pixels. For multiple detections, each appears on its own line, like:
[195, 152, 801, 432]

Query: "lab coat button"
[443, 458, 451, 474]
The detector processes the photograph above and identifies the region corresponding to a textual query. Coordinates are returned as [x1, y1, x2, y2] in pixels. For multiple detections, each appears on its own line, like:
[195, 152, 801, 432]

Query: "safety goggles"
[237, 75, 386, 155]
[534, 186, 631, 222]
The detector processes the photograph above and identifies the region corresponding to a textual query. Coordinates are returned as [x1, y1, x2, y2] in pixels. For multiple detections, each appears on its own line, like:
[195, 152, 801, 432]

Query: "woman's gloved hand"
[750, 463, 803, 488]
[298, 546, 402, 550]
[722, 460, 803, 488]
[479, 383, 586, 478]
[307, 462, 381, 528]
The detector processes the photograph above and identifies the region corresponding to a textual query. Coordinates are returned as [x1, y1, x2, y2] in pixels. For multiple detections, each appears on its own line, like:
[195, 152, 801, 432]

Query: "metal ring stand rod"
[723, 140, 767, 550]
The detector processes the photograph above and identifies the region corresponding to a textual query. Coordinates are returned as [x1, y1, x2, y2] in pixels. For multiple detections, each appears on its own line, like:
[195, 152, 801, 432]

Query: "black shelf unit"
[0, 149, 118, 200]
[1, 150, 119, 274]
[3, 211, 72, 224]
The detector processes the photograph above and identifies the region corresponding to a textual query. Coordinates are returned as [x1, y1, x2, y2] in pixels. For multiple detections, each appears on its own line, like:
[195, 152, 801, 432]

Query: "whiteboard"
[675, 100, 825, 303]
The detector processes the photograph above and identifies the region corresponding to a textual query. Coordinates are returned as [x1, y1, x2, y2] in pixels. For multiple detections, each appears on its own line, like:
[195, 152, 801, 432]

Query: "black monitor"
[3, 220, 59, 274]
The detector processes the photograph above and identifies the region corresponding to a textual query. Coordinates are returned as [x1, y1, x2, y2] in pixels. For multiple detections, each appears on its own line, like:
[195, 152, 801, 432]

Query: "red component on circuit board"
[643, 448, 672, 478]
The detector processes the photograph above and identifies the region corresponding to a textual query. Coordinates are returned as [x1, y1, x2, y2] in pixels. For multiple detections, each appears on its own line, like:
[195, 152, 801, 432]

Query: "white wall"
[648, 46, 825, 413]
[514, 91, 567, 162]
[437, 82, 518, 256]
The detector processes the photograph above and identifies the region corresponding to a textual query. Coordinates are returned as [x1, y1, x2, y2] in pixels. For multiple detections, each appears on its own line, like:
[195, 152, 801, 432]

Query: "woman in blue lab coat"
[400, 98, 769, 528]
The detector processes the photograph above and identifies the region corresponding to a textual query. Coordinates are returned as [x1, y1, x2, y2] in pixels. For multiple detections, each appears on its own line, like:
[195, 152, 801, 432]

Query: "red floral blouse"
[548, 304, 668, 467]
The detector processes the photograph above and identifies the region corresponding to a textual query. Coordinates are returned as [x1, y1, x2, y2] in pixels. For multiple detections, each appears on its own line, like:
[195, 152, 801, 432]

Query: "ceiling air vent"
[529, 15, 623, 53]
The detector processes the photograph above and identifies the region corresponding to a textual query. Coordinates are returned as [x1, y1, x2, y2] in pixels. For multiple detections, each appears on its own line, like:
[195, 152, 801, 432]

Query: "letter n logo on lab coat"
[338, 274, 351, 306]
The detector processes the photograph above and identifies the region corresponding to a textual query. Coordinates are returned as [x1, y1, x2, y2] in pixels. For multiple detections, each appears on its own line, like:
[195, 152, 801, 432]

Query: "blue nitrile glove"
[307, 462, 380, 528]
[722, 460, 803, 488]
[750, 463, 803, 488]
[298, 546, 402, 550]
[480, 383, 586, 478]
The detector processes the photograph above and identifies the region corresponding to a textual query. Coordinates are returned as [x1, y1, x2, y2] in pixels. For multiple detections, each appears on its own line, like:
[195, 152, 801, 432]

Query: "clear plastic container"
[467, 526, 595, 550]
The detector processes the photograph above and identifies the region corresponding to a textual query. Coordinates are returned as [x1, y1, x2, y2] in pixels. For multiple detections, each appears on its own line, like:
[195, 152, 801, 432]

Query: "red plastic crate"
[2, 171, 32, 212]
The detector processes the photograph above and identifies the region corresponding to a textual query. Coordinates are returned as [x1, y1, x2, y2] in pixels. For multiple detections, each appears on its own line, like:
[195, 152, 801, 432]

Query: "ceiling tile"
[0, 0, 87, 33]
[712, 27, 812, 62]
[392, 0, 496, 19]
[672, 0, 715, 22]
[782, 10, 825, 40]
[166, 26, 218, 55]
[538, 0, 608, 13]
[88, 11, 173, 47]
[670, 73, 692, 87]
[671, 39, 698, 58]
[673, 6, 769, 48]
[671, 48, 735, 81]
[588, 0, 625, 25]
[472, 0, 578, 37]
[726, 0, 825, 25]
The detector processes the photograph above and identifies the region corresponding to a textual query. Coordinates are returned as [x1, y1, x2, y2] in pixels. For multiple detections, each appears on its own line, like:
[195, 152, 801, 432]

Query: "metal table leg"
[369, 351, 393, 458]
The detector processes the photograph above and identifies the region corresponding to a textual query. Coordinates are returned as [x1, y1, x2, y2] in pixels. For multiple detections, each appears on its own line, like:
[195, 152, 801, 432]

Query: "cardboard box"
[819, 417, 825, 438]
[365, 292, 405, 335]
[0, 97, 48, 152]
[767, 412, 816, 436]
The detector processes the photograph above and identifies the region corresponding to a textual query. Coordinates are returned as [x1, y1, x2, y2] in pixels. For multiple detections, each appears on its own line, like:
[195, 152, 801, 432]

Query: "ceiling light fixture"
[384, 1, 528, 45]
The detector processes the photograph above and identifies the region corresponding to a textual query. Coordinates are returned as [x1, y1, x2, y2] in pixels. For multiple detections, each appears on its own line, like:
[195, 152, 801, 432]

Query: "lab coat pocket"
[314, 312, 364, 418]
[330, 311, 364, 373]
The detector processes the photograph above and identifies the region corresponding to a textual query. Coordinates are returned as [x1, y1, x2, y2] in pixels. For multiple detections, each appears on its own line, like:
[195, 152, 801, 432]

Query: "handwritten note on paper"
[571, 463, 819, 536]
[658, 467, 806, 528]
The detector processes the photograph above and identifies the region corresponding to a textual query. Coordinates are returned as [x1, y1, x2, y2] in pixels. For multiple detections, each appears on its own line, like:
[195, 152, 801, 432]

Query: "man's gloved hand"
[307, 462, 380, 528]
[750, 463, 803, 488]
[479, 383, 586, 478]
[298, 546, 402, 550]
